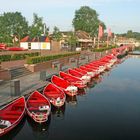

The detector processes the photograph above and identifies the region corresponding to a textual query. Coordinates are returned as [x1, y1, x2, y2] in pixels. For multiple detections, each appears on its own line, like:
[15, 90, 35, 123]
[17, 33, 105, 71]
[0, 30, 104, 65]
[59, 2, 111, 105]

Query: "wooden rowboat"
[51, 75, 78, 96]
[43, 83, 66, 108]
[26, 91, 51, 123]
[0, 97, 25, 136]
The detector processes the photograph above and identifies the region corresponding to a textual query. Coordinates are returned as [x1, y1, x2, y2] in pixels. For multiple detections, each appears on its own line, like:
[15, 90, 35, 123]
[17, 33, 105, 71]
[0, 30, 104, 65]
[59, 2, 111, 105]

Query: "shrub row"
[0, 52, 39, 62]
[26, 52, 80, 64]
[91, 46, 117, 52]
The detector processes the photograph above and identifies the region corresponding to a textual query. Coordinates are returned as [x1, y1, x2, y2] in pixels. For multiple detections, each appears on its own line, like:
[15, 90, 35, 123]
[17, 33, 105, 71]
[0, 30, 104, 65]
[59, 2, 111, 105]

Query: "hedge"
[91, 46, 117, 52]
[26, 52, 80, 64]
[0, 52, 39, 62]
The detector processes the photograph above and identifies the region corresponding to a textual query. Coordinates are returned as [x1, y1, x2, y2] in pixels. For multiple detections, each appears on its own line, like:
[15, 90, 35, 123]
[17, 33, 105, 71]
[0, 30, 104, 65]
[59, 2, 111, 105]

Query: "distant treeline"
[117, 30, 140, 40]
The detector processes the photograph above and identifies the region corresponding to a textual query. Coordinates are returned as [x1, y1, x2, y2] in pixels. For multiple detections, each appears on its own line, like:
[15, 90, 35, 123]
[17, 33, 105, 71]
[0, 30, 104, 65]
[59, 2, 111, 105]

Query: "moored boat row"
[0, 45, 130, 136]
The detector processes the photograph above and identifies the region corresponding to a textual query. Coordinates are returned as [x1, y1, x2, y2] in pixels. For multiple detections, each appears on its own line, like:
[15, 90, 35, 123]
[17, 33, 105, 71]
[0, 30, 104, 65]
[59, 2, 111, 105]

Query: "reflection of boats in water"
[26, 115, 51, 138]
[66, 95, 77, 106]
[51, 104, 66, 120]
[88, 76, 103, 88]
[0, 117, 26, 140]
[77, 88, 86, 96]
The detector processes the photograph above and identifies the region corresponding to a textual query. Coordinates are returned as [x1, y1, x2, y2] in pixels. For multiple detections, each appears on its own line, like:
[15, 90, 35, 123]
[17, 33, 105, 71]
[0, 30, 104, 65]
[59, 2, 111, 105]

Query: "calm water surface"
[1, 56, 140, 140]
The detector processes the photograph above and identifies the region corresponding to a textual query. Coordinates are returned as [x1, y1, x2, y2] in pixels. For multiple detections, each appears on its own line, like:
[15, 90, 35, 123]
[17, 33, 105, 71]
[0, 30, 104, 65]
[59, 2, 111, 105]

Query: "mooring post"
[40, 71, 46, 81]
[10, 79, 20, 96]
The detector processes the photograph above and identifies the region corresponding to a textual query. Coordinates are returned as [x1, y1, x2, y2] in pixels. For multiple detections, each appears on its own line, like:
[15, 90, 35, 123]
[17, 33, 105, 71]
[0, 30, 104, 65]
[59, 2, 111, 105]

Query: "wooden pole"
[98, 37, 100, 49]
[107, 36, 109, 47]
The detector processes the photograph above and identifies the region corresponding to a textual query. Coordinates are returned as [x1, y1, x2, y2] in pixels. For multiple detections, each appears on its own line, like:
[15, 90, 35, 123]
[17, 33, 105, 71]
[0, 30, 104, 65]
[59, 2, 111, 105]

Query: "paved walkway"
[0, 68, 60, 107]
[0, 51, 110, 107]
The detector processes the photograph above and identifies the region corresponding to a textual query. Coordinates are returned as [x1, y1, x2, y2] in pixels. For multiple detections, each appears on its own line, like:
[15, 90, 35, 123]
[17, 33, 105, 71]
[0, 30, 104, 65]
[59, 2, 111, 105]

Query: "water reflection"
[51, 104, 66, 120]
[88, 76, 103, 88]
[77, 88, 86, 96]
[0, 117, 26, 140]
[66, 95, 77, 106]
[26, 115, 51, 139]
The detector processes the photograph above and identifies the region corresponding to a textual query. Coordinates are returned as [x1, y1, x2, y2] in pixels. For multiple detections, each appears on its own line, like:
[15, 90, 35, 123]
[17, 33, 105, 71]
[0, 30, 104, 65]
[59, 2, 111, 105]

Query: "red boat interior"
[0, 97, 25, 125]
[27, 91, 49, 112]
[74, 68, 87, 74]
[43, 83, 64, 99]
[51, 75, 70, 89]
[60, 71, 81, 82]
[68, 69, 83, 78]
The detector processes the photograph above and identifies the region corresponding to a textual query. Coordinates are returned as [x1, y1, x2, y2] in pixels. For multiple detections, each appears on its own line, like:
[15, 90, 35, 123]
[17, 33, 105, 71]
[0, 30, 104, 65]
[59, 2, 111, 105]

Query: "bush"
[26, 52, 80, 64]
[0, 52, 39, 62]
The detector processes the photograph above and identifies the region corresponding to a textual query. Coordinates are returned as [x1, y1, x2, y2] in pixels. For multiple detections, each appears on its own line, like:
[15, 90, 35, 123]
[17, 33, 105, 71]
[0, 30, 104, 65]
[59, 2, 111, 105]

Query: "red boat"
[68, 69, 91, 83]
[59, 71, 87, 89]
[86, 63, 105, 73]
[26, 91, 51, 123]
[43, 83, 66, 107]
[74, 68, 94, 78]
[91, 60, 112, 70]
[83, 64, 100, 74]
[79, 66, 96, 77]
[51, 75, 78, 96]
[0, 97, 25, 136]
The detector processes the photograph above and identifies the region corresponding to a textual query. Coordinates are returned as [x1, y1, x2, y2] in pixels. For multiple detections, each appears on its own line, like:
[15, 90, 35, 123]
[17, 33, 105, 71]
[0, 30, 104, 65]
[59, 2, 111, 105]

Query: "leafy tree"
[29, 13, 49, 38]
[0, 12, 29, 45]
[117, 30, 140, 40]
[52, 26, 62, 41]
[66, 32, 78, 51]
[72, 6, 106, 37]
[126, 30, 133, 38]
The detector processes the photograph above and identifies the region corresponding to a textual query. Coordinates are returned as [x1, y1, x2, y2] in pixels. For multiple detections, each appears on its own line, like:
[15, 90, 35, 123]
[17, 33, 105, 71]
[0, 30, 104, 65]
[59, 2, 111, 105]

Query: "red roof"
[20, 36, 50, 42]
[45, 37, 50, 42]
[20, 36, 30, 42]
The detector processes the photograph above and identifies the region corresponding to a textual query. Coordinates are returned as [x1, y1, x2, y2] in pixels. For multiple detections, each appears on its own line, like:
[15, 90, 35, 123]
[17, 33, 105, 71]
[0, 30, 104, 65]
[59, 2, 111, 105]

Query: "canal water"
[1, 55, 140, 140]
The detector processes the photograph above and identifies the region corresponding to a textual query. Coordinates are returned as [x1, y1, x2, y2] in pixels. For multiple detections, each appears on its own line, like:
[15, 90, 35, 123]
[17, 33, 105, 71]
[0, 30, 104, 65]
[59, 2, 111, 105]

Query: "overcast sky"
[0, 0, 140, 33]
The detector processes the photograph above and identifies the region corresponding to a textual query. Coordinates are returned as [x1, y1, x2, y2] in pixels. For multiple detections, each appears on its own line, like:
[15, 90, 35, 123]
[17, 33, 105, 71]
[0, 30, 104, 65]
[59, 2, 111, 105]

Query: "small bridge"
[128, 51, 140, 55]
[116, 42, 140, 47]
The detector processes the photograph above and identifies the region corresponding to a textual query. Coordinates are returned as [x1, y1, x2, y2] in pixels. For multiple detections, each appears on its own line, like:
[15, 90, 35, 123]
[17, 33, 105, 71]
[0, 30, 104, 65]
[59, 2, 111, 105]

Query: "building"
[75, 30, 93, 49]
[20, 36, 51, 50]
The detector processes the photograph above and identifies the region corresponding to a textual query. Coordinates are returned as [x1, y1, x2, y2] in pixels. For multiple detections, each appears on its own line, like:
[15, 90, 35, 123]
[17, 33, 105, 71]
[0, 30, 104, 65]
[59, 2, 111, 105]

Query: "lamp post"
[38, 36, 41, 56]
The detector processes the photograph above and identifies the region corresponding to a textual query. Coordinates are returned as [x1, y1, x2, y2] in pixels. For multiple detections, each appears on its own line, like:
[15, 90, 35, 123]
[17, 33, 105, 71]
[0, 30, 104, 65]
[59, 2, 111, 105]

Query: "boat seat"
[0, 119, 11, 127]
[5, 111, 22, 115]
[28, 106, 38, 111]
[1, 115, 19, 120]
[28, 99, 47, 103]
[44, 91, 61, 98]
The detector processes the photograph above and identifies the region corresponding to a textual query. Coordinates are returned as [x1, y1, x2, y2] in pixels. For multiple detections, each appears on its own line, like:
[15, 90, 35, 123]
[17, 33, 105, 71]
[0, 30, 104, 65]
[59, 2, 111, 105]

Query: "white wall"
[20, 42, 28, 49]
[20, 42, 51, 50]
[31, 42, 41, 49]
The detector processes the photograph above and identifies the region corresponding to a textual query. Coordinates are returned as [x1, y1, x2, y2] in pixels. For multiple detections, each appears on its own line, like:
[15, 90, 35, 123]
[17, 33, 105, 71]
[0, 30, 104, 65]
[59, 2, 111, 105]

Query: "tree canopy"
[67, 32, 78, 47]
[72, 6, 106, 37]
[29, 13, 49, 38]
[52, 26, 62, 41]
[117, 30, 140, 40]
[0, 12, 28, 44]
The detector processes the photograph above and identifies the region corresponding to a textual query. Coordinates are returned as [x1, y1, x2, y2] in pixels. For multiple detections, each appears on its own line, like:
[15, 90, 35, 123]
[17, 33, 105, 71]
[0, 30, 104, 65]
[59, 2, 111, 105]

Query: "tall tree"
[52, 26, 62, 41]
[73, 6, 105, 37]
[66, 32, 78, 51]
[0, 12, 29, 44]
[29, 13, 49, 38]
